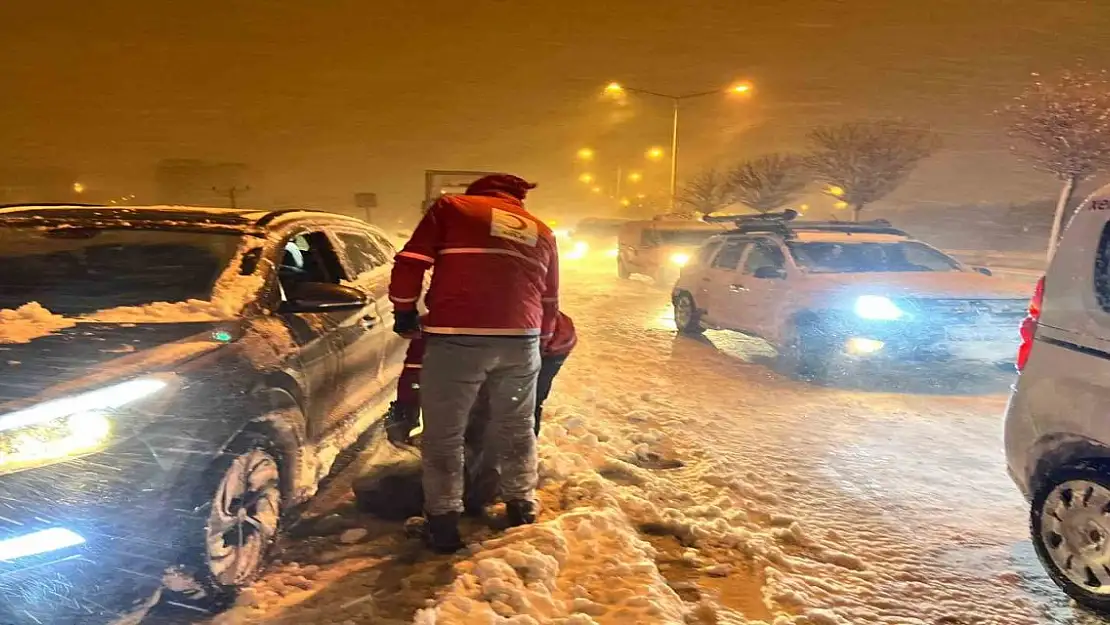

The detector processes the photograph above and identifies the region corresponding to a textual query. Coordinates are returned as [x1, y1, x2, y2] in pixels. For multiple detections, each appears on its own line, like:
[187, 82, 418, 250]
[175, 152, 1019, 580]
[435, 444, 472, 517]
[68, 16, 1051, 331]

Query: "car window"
[278, 231, 345, 297]
[368, 231, 397, 259]
[696, 240, 724, 266]
[742, 242, 786, 275]
[711, 241, 748, 270]
[1095, 222, 1110, 312]
[786, 241, 960, 273]
[336, 231, 388, 276]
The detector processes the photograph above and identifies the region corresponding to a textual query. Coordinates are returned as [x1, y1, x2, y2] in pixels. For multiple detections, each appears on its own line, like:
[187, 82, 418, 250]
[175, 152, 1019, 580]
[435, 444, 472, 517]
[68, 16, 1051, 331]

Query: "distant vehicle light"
[670, 252, 691, 266]
[845, 337, 885, 355]
[853, 295, 903, 321]
[606, 248, 619, 258]
[566, 241, 589, 260]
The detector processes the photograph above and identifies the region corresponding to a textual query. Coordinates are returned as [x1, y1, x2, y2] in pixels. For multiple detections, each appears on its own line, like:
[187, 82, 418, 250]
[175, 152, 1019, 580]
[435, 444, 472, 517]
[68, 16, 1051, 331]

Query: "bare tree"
[676, 169, 732, 215]
[1004, 70, 1110, 259]
[805, 121, 937, 222]
[728, 153, 806, 213]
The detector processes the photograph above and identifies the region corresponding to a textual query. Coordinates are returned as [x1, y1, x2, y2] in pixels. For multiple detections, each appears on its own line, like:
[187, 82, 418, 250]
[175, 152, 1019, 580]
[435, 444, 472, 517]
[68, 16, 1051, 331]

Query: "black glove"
[385, 401, 420, 448]
[394, 309, 420, 337]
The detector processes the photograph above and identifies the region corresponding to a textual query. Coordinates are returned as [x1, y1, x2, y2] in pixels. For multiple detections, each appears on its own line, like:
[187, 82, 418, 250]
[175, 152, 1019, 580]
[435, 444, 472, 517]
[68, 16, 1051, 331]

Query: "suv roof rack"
[704, 210, 908, 238]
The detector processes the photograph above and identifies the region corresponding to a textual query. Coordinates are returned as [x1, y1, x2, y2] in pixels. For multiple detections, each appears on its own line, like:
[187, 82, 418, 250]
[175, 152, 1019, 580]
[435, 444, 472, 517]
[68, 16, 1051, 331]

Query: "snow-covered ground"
[156, 264, 1099, 625]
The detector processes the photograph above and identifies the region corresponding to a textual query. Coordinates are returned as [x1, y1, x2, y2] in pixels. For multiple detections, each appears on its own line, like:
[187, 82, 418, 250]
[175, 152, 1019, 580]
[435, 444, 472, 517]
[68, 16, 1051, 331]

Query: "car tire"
[778, 319, 832, 381]
[617, 258, 630, 279]
[176, 430, 285, 607]
[673, 292, 704, 335]
[1030, 461, 1110, 613]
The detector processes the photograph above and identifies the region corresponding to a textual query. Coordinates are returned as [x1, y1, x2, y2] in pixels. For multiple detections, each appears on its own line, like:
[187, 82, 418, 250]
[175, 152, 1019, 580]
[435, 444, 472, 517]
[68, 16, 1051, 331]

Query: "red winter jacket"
[389, 192, 559, 338]
[397, 312, 577, 405]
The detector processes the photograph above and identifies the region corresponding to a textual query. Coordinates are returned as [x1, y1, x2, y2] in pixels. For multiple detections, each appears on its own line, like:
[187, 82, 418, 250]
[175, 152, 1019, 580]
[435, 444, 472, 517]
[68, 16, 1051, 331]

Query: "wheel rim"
[674, 296, 694, 329]
[206, 449, 281, 586]
[1040, 479, 1110, 594]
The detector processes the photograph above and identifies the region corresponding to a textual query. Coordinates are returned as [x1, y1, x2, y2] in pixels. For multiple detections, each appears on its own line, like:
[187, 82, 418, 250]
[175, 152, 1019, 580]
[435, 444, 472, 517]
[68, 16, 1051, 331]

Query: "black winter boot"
[505, 499, 537, 527]
[424, 512, 464, 553]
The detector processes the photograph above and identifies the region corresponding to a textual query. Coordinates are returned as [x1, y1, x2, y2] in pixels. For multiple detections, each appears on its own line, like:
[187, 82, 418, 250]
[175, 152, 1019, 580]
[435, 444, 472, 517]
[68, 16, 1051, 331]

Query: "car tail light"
[1016, 276, 1045, 372]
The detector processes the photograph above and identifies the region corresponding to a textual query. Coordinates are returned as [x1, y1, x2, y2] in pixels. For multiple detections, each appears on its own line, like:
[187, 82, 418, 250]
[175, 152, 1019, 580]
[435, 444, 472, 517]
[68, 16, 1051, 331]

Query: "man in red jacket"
[389, 173, 558, 552]
[386, 311, 576, 513]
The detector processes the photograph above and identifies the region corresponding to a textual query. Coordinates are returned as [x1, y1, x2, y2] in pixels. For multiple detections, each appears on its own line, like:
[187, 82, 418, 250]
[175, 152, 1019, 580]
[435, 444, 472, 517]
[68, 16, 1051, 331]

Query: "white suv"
[1004, 184, 1110, 613]
[671, 212, 1030, 378]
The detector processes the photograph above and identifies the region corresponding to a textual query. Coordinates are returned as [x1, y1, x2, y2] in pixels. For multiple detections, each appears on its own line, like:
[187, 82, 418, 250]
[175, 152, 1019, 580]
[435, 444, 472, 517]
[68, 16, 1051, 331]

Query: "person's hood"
[0, 321, 234, 409]
[806, 270, 1033, 300]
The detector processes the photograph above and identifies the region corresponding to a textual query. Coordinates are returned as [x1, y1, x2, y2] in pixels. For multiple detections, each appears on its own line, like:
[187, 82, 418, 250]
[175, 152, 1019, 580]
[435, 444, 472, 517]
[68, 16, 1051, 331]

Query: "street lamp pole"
[604, 81, 752, 213]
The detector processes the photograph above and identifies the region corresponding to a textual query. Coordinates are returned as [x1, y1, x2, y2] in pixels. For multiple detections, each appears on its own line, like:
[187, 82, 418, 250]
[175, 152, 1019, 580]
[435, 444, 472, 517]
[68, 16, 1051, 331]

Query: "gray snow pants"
[420, 335, 541, 516]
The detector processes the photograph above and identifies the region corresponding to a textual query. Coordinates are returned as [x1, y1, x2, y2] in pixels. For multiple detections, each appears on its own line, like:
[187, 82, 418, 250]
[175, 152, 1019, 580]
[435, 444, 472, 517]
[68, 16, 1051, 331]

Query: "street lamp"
[604, 80, 754, 211]
[627, 172, 643, 183]
[72, 182, 85, 194]
[576, 147, 595, 161]
[578, 173, 595, 184]
[646, 146, 666, 161]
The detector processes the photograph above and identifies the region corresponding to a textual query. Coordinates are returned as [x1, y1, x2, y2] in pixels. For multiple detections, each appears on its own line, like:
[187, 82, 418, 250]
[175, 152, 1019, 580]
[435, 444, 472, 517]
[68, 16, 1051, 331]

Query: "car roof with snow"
[704, 210, 912, 242]
[0, 204, 367, 235]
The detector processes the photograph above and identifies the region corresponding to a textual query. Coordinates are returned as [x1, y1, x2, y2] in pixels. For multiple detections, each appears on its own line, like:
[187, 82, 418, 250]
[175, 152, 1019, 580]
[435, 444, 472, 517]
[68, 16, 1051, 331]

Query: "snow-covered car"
[1004, 183, 1110, 613]
[563, 217, 629, 262]
[617, 218, 726, 283]
[671, 212, 1030, 378]
[0, 205, 406, 623]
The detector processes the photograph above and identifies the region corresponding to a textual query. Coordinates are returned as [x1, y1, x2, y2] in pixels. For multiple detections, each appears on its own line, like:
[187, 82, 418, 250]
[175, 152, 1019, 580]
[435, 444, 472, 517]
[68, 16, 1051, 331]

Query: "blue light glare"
[0, 528, 85, 561]
[854, 295, 904, 321]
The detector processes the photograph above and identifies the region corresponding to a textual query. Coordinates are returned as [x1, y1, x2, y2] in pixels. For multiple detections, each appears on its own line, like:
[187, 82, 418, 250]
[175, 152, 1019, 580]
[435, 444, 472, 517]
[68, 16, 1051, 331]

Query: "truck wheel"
[778, 320, 832, 381]
[673, 292, 704, 335]
[1031, 461, 1110, 614]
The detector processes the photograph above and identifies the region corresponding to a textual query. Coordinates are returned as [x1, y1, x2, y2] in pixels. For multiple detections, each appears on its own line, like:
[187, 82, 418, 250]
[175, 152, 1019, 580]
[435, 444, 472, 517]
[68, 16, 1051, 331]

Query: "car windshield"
[786, 240, 961, 273]
[0, 227, 244, 315]
[652, 229, 720, 246]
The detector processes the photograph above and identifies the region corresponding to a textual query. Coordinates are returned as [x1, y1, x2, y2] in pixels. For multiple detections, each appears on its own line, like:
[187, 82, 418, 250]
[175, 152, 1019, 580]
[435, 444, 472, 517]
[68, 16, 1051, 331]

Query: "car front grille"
[902, 298, 1027, 326]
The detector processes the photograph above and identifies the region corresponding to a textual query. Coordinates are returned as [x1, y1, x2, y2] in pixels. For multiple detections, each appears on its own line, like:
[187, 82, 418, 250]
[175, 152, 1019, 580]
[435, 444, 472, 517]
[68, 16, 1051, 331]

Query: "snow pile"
[413, 507, 687, 625]
[0, 302, 76, 343]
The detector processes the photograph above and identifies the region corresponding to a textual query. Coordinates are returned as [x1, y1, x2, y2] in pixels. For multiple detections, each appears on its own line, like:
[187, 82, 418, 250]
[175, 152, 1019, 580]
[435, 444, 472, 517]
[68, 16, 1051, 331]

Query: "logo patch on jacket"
[490, 208, 538, 246]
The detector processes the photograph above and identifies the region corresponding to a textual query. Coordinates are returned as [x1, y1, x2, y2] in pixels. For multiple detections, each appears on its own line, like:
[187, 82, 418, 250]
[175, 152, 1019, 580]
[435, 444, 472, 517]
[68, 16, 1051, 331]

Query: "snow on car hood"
[804, 270, 1032, 300]
[0, 322, 228, 406]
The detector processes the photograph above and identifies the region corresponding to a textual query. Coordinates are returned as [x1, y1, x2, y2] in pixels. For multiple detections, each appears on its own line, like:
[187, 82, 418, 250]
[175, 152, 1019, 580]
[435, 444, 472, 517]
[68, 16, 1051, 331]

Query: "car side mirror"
[974, 266, 993, 277]
[753, 266, 787, 280]
[281, 282, 368, 313]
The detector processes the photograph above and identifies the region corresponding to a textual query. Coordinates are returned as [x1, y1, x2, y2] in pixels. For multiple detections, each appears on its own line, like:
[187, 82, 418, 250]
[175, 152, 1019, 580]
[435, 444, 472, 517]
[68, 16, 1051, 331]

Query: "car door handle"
[728, 283, 748, 293]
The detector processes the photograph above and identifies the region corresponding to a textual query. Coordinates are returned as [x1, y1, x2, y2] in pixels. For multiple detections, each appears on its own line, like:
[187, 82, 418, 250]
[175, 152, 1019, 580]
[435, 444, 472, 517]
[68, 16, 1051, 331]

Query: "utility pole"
[213, 185, 250, 209]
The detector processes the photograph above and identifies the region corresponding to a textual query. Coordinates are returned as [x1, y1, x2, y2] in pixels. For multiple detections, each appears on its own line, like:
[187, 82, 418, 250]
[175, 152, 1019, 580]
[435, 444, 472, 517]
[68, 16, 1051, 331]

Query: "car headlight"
[853, 295, 904, 321]
[565, 241, 589, 260]
[0, 378, 167, 474]
[670, 252, 691, 266]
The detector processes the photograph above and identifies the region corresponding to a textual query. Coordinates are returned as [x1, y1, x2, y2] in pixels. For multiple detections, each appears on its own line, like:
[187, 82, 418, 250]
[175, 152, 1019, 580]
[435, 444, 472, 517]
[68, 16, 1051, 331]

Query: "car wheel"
[617, 258, 630, 279]
[673, 292, 704, 335]
[179, 431, 284, 605]
[1031, 462, 1110, 613]
[778, 320, 832, 381]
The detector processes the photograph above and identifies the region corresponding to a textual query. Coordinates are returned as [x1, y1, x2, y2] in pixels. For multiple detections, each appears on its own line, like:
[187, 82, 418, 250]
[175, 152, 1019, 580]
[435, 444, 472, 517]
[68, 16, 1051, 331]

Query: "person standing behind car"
[389, 174, 559, 553]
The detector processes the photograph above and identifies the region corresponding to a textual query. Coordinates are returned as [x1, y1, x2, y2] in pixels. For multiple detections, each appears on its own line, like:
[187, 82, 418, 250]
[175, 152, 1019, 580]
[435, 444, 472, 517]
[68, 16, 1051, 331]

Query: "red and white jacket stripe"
[389, 191, 560, 337]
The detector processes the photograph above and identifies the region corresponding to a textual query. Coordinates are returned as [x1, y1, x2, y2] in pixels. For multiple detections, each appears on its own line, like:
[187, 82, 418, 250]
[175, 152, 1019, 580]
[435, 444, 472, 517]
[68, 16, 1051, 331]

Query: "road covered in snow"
[171, 264, 1103, 625]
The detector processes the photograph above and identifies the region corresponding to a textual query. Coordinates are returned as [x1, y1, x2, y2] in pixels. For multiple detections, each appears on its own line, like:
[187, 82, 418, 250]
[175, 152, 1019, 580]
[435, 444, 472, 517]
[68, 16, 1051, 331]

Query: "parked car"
[564, 216, 629, 262]
[0, 204, 406, 623]
[1005, 184, 1110, 613]
[672, 211, 1029, 378]
[617, 218, 726, 284]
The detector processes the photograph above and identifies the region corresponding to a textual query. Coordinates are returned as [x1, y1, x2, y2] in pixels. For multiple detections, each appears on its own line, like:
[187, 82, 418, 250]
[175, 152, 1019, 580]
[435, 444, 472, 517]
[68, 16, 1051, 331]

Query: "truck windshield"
[786, 241, 961, 273]
[0, 227, 244, 315]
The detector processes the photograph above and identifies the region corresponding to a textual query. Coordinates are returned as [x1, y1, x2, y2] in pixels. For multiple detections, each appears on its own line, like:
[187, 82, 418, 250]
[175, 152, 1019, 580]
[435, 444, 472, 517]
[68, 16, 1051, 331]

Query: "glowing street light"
[72, 182, 85, 194]
[627, 172, 643, 183]
[827, 185, 846, 197]
[601, 80, 755, 210]
[576, 147, 595, 161]
[646, 146, 666, 161]
[590, 186, 603, 194]
[579, 173, 595, 184]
